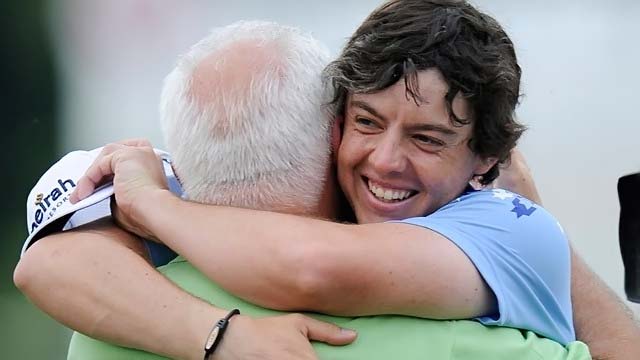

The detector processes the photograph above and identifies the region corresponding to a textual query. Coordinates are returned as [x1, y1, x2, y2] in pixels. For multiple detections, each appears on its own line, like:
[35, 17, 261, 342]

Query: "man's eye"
[413, 134, 445, 148]
[353, 117, 381, 134]
[355, 117, 376, 127]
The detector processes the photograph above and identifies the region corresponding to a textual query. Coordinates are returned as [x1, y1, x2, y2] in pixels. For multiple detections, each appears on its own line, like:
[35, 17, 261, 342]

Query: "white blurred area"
[49, 0, 380, 149]
[49, 0, 640, 315]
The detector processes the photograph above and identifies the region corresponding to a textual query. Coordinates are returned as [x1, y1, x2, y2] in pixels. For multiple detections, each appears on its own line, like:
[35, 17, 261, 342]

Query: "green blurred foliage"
[1, 0, 71, 358]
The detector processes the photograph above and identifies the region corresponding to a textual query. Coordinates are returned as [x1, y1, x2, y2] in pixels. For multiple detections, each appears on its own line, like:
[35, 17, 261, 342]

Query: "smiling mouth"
[364, 177, 417, 203]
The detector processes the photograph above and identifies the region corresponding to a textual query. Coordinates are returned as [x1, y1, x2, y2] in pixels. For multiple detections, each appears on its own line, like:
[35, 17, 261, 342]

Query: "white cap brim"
[22, 147, 172, 256]
[22, 148, 114, 255]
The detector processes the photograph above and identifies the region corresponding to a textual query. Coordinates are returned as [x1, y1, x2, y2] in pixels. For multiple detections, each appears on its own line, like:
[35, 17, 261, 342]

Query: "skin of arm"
[495, 149, 640, 359]
[571, 251, 640, 359]
[14, 218, 355, 360]
[133, 190, 495, 320]
[14, 218, 218, 360]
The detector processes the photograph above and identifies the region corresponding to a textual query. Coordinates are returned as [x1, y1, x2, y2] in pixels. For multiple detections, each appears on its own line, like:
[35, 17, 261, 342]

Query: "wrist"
[203, 309, 241, 359]
[180, 304, 231, 360]
[209, 315, 254, 360]
[131, 189, 179, 241]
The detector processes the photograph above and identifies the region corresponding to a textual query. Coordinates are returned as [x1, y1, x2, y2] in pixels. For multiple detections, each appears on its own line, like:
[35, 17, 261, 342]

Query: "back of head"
[325, 0, 525, 184]
[160, 21, 333, 214]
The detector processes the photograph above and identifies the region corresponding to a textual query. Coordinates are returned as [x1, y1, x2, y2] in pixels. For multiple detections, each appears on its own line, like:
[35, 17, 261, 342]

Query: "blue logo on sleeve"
[511, 198, 536, 218]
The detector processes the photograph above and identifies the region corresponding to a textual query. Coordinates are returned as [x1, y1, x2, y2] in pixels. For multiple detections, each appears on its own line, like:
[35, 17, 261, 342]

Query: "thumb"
[302, 316, 357, 346]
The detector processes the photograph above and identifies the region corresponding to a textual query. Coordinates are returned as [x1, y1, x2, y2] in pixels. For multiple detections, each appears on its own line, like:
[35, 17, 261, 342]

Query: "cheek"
[336, 153, 350, 188]
[337, 137, 357, 185]
[412, 156, 463, 193]
[338, 131, 367, 167]
[336, 141, 351, 176]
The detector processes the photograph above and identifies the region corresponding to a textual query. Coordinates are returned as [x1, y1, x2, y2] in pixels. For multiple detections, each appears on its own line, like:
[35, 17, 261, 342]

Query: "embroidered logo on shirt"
[492, 188, 515, 200]
[511, 198, 537, 218]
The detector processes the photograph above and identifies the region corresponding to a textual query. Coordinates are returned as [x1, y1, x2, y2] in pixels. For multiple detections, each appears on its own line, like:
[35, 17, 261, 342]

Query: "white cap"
[22, 147, 171, 255]
[22, 148, 114, 255]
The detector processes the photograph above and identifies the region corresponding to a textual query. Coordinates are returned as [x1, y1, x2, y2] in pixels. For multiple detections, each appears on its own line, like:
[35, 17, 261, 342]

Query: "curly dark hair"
[324, 0, 526, 184]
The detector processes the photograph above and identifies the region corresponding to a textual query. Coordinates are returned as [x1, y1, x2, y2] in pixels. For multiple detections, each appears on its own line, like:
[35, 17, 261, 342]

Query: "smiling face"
[337, 69, 495, 224]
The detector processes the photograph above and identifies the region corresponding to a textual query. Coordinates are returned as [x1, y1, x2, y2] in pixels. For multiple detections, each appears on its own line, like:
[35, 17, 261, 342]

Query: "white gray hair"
[159, 21, 333, 213]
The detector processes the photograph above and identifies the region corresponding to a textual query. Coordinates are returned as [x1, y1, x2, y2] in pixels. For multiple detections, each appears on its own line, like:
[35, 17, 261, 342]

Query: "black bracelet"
[203, 308, 241, 360]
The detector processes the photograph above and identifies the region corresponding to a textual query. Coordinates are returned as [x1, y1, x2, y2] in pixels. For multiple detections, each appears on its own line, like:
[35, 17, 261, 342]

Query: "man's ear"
[331, 116, 344, 163]
[473, 156, 498, 179]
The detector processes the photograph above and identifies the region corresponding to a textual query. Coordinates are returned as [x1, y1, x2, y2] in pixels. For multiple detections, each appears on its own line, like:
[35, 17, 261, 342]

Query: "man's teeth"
[368, 180, 413, 201]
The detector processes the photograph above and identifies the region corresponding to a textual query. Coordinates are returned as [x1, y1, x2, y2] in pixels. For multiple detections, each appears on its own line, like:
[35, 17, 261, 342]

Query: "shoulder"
[404, 188, 571, 281]
[441, 188, 550, 220]
[398, 188, 575, 343]
[402, 188, 567, 249]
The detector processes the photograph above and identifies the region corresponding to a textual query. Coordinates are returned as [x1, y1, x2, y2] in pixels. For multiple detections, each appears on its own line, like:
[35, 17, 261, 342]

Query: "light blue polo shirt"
[399, 188, 574, 344]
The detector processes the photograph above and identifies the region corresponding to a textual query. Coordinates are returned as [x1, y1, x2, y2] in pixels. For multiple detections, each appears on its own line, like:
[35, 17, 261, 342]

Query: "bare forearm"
[571, 248, 640, 359]
[138, 190, 341, 311]
[138, 190, 494, 319]
[14, 222, 224, 360]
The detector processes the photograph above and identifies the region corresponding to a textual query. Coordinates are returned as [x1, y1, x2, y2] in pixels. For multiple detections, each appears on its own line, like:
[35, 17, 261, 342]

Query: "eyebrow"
[350, 100, 388, 122]
[350, 99, 458, 136]
[407, 123, 457, 136]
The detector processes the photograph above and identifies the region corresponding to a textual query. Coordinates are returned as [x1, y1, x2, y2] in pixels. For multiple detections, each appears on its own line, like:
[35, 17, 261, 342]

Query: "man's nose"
[368, 135, 407, 175]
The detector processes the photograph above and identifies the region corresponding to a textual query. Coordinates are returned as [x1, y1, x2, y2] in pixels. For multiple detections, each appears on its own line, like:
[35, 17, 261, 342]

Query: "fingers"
[294, 314, 357, 346]
[69, 139, 154, 204]
[70, 152, 117, 203]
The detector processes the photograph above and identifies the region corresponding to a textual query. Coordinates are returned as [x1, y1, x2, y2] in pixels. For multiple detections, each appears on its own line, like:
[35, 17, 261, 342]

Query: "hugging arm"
[121, 181, 573, 343]
[135, 192, 496, 320]
[74, 144, 576, 331]
[69, 143, 497, 321]
[571, 252, 640, 359]
[14, 218, 216, 360]
[14, 218, 355, 360]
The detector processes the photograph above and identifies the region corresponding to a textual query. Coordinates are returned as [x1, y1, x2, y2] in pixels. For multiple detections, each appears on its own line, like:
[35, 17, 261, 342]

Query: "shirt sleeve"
[144, 241, 178, 267]
[399, 188, 575, 344]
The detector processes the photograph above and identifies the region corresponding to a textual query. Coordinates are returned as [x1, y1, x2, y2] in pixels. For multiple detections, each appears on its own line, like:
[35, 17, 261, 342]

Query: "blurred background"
[2, 0, 639, 358]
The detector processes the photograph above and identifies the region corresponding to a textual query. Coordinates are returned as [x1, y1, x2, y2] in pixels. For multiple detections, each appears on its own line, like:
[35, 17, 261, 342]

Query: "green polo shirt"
[68, 257, 590, 359]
